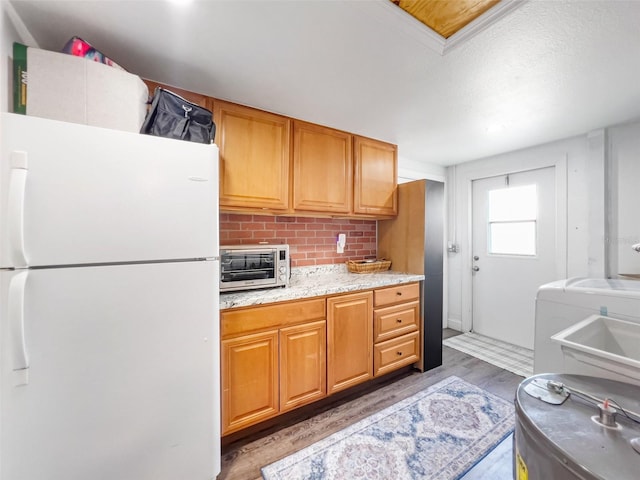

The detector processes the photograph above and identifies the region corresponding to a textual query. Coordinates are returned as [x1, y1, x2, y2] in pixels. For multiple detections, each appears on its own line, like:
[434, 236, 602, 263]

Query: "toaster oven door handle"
[222, 249, 275, 254]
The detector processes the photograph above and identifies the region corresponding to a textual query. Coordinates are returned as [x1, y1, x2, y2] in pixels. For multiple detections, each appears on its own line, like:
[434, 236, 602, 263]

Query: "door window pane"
[489, 184, 537, 221]
[488, 184, 537, 256]
[490, 222, 536, 255]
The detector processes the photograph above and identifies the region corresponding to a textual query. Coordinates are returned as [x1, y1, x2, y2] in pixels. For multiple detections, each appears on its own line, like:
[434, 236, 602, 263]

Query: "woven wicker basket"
[346, 259, 392, 274]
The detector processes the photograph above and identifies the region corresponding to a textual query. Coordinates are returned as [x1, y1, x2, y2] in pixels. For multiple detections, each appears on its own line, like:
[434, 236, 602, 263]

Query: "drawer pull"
[396, 351, 403, 356]
[396, 292, 402, 296]
[396, 318, 402, 324]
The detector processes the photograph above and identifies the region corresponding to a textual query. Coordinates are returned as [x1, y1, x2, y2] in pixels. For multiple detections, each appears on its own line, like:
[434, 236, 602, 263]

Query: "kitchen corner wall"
[2, 2, 19, 113]
[2, 1, 38, 113]
[219, 213, 376, 268]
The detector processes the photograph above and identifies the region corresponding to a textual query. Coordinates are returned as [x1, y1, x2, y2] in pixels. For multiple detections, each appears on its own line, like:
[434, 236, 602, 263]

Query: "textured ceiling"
[8, 0, 640, 167]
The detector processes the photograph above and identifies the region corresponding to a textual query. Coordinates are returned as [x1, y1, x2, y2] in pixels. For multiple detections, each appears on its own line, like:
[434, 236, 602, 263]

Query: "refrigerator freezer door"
[0, 113, 218, 268]
[0, 261, 220, 479]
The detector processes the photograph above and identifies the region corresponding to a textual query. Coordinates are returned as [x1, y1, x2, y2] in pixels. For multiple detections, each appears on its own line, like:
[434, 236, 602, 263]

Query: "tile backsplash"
[220, 214, 377, 267]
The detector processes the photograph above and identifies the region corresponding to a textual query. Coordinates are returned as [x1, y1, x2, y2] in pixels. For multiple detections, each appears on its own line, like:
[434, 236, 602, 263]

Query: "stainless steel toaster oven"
[219, 244, 290, 292]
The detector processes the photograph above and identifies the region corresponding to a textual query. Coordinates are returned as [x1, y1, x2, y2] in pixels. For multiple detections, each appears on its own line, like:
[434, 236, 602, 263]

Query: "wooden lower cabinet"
[327, 291, 373, 394]
[372, 283, 421, 378]
[221, 299, 326, 435]
[221, 330, 279, 435]
[221, 284, 420, 435]
[280, 320, 326, 412]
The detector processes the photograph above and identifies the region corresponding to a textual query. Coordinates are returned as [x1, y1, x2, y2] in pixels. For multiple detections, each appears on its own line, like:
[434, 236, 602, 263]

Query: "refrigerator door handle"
[8, 151, 29, 267]
[8, 271, 30, 385]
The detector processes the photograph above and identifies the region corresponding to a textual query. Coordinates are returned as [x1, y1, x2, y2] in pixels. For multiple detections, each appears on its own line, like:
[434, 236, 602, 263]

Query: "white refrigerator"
[0, 113, 220, 479]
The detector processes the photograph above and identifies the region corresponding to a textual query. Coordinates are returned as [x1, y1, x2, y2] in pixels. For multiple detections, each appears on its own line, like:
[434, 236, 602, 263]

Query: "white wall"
[446, 119, 640, 331]
[398, 155, 446, 184]
[446, 134, 592, 331]
[1, 0, 19, 112]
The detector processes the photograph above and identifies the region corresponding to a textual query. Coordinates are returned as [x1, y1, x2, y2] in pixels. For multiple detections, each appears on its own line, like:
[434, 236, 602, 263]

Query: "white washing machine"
[534, 278, 640, 378]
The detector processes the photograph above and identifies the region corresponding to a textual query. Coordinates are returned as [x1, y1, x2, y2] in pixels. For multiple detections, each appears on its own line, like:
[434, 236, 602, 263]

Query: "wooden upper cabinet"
[215, 100, 291, 211]
[293, 121, 353, 214]
[353, 136, 398, 216]
[141, 81, 398, 218]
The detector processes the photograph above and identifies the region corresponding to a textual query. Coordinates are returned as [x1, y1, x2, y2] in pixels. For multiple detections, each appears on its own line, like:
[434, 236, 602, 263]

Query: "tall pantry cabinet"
[378, 179, 444, 371]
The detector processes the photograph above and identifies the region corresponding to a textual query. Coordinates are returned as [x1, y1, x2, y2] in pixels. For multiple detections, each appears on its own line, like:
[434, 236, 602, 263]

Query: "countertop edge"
[220, 271, 425, 310]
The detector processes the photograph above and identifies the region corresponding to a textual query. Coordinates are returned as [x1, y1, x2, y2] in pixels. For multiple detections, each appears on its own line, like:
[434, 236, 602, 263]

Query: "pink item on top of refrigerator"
[62, 36, 125, 70]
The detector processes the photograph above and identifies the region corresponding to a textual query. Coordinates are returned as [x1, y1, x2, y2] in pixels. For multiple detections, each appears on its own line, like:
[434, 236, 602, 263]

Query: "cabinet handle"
[396, 318, 402, 324]
[396, 292, 402, 296]
[396, 351, 403, 356]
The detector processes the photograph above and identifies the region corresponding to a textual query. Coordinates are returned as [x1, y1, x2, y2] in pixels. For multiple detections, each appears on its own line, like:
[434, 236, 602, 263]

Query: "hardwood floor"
[460, 433, 514, 480]
[220, 328, 522, 480]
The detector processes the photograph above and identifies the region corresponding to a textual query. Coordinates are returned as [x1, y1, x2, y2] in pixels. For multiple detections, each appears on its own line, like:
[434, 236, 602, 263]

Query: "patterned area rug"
[443, 332, 534, 378]
[261, 376, 514, 480]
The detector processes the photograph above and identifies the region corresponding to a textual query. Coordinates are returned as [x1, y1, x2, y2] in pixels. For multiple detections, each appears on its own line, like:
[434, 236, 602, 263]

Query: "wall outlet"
[337, 233, 346, 253]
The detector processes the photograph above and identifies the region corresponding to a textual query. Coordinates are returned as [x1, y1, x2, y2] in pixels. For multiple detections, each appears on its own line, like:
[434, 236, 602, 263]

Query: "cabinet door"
[327, 291, 373, 394]
[280, 320, 327, 412]
[215, 100, 291, 211]
[353, 136, 398, 216]
[293, 121, 353, 214]
[221, 330, 279, 435]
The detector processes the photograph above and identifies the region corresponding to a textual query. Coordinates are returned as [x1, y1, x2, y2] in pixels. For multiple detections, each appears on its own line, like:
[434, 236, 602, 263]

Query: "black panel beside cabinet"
[423, 180, 444, 371]
[377, 179, 445, 372]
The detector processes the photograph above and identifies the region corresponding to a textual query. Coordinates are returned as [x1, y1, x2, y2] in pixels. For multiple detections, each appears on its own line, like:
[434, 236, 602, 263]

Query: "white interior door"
[0, 261, 219, 479]
[471, 167, 556, 349]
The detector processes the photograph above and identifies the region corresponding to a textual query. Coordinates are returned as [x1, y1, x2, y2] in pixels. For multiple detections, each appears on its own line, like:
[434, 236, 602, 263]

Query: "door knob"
[473, 256, 479, 261]
[473, 266, 480, 272]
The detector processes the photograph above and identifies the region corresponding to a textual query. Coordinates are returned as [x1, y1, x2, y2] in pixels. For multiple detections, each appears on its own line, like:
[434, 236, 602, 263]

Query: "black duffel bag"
[140, 87, 215, 144]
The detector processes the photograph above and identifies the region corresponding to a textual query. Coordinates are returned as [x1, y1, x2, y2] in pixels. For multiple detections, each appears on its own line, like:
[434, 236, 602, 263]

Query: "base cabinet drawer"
[374, 282, 419, 307]
[373, 331, 420, 377]
[373, 300, 419, 343]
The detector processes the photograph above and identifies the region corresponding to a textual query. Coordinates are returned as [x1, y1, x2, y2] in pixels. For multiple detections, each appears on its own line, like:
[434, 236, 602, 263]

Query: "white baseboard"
[447, 318, 462, 331]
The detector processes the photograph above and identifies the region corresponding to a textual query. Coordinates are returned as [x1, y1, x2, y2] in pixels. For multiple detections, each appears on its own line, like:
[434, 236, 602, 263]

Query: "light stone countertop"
[220, 264, 424, 310]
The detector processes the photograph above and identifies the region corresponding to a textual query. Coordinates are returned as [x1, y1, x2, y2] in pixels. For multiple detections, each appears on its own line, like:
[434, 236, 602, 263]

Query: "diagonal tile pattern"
[443, 332, 533, 377]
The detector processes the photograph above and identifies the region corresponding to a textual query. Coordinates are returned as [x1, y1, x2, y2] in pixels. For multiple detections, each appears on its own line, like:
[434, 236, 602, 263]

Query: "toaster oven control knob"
[279, 274, 287, 282]
[279, 266, 286, 273]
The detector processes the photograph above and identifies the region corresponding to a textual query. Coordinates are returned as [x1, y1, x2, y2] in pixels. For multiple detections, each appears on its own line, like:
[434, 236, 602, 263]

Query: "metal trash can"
[514, 373, 640, 480]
